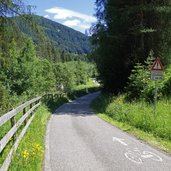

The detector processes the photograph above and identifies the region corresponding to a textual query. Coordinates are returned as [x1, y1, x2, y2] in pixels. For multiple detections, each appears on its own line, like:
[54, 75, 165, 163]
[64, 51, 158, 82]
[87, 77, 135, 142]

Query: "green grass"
[8, 105, 50, 171]
[91, 93, 171, 154]
[69, 79, 100, 99]
[0, 95, 68, 171]
[74, 79, 99, 91]
[0, 111, 27, 168]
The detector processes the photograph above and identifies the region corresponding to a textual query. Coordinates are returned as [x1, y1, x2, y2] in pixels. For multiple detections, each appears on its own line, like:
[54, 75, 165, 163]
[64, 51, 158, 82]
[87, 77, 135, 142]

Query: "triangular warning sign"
[151, 57, 163, 71]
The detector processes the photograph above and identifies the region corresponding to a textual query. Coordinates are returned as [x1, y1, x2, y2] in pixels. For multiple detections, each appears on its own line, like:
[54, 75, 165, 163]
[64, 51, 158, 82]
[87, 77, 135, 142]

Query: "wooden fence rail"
[0, 96, 42, 171]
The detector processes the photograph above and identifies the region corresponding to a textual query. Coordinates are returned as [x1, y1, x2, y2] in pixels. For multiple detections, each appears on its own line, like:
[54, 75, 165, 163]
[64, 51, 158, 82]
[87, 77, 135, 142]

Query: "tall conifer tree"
[92, 0, 171, 93]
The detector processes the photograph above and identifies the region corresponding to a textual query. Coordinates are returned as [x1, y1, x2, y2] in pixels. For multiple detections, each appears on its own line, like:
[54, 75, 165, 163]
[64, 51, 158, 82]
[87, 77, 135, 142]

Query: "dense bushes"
[0, 82, 10, 115]
[92, 1, 171, 93]
[125, 54, 171, 102]
[92, 51, 171, 143]
[53, 61, 97, 93]
[0, 37, 96, 114]
[161, 67, 171, 97]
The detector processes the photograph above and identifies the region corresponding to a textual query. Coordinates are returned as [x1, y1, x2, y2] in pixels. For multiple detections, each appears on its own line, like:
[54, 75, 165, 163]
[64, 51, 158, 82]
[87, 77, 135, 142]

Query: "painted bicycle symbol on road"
[124, 148, 163, 164]
[113, 137, 163, 164]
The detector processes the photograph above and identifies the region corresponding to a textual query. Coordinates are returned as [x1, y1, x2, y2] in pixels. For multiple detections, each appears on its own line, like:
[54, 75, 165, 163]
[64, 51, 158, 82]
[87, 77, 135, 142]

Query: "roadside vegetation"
[8, 105, 50, 171]
[8, 93, 68, 171]
[91, 1, 171, 153]
[0, 37, 97, 116]
[2, 0, 171, 169]
[68, 79, 100, 99]
[0, 1, 99, 170]
[92, 94, 171, 153]
[92, 57, 171, 153]
[0, 80, 99, 171]
[91, 1, 171, 93]
[0, 1, 97, 116]
[0, 36, 98, 169]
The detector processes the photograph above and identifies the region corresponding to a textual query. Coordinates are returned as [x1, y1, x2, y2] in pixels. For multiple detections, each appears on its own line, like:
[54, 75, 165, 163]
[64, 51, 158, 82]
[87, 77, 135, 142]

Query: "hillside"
[14, 15, 91, 54]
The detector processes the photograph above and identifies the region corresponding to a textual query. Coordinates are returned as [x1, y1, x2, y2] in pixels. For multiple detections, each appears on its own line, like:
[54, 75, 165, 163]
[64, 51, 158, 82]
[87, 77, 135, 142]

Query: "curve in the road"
[44, 92, 171, 171]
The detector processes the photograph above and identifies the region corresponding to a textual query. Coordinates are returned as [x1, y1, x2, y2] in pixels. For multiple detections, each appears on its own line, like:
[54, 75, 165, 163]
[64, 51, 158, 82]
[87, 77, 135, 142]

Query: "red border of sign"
[151, 57, 163, 71]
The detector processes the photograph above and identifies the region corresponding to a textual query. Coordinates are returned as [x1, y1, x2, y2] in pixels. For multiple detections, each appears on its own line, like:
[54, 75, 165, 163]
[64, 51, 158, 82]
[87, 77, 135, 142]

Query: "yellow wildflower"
[22, 150, 29, 159]
[32, 143, 43, 154]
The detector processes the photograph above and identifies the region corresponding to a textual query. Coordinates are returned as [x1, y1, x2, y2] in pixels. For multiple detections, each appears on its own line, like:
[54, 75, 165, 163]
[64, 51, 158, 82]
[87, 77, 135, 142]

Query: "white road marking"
[112, 137, 128, 146]
[124, 149, 163, 164]
[142, 151, 163, 162]
[125, 152, 142, 164]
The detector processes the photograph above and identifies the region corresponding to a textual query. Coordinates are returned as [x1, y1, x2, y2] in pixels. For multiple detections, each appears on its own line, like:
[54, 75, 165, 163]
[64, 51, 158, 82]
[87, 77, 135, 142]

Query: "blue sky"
[26, 0, 97, 33]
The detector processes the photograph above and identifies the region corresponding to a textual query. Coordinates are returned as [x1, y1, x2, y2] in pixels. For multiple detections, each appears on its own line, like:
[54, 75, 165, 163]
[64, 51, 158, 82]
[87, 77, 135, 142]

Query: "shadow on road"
[52, 92, 100, 117]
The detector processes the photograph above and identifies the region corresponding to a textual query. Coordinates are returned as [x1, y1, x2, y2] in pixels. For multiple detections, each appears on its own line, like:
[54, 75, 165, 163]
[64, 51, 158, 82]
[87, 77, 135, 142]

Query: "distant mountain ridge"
[15, 15, 92, 54]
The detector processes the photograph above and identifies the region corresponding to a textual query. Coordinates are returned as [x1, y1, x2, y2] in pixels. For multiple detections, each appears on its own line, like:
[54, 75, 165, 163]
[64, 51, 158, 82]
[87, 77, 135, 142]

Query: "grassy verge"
[8, 105, 50, 171]
[5, 96, 68, 171]
[91, 93, 171, 154]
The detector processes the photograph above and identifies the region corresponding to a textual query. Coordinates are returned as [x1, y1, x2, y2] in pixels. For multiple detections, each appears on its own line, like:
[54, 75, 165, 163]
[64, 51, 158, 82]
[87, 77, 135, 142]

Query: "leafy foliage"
[0, 2, 97, 114]
[53, 61, 96, 93]
[0, 0, 34, 18]
[91, 0, 171, 93]
[125, 51, 155, 101]
[125, 52, 171, 102]
[0, 27, 96, 113]
[0, 82, 10, 115]
[0, 35, 96, 113]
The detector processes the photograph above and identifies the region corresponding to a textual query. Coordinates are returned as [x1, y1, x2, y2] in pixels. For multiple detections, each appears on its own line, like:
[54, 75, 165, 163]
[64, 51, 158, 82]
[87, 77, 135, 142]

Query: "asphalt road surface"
[44, 92, 171, 171]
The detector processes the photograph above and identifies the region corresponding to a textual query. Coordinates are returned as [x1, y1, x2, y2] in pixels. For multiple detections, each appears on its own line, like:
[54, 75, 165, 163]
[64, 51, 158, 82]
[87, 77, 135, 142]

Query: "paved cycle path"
[44, 92, 171, 171]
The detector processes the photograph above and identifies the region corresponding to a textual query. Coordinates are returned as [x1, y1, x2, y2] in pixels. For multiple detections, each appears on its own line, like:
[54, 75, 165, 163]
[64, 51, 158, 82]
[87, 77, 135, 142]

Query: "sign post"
[154, 80, 158, 113]
[150, 57, 163, 114]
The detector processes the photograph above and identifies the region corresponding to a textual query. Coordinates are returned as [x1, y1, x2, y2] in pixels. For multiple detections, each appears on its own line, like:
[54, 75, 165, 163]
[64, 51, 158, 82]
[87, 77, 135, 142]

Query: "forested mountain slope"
[14, 15, 91, 54]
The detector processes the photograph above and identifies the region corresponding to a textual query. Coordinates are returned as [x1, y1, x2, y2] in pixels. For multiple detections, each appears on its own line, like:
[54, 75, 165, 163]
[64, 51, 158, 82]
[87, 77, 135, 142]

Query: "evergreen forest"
[92, 0, 171, 95]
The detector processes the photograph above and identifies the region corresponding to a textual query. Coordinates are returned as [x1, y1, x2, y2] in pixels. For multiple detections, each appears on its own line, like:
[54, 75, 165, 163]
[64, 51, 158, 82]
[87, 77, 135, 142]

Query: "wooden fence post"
[10, 116, 16, 144]
[23, 108, 26, 125]
[30, 103, 33, 116]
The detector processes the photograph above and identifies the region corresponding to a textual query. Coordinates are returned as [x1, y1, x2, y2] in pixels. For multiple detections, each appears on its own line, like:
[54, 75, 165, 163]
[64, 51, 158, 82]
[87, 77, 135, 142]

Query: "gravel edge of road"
[43, 115, 52, 171]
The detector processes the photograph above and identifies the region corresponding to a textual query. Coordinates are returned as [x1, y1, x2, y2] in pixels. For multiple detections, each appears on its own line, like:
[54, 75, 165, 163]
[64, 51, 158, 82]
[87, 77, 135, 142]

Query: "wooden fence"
[0, 96, 42, 171]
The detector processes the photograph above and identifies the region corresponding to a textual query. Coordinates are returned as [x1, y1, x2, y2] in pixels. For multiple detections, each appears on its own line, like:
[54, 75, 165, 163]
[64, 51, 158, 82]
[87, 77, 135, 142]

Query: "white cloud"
[63, 19, 80, 27]
[45, 6, 97, 33]
[44, 14, 50, 19]
[45, 7, 96, 23]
